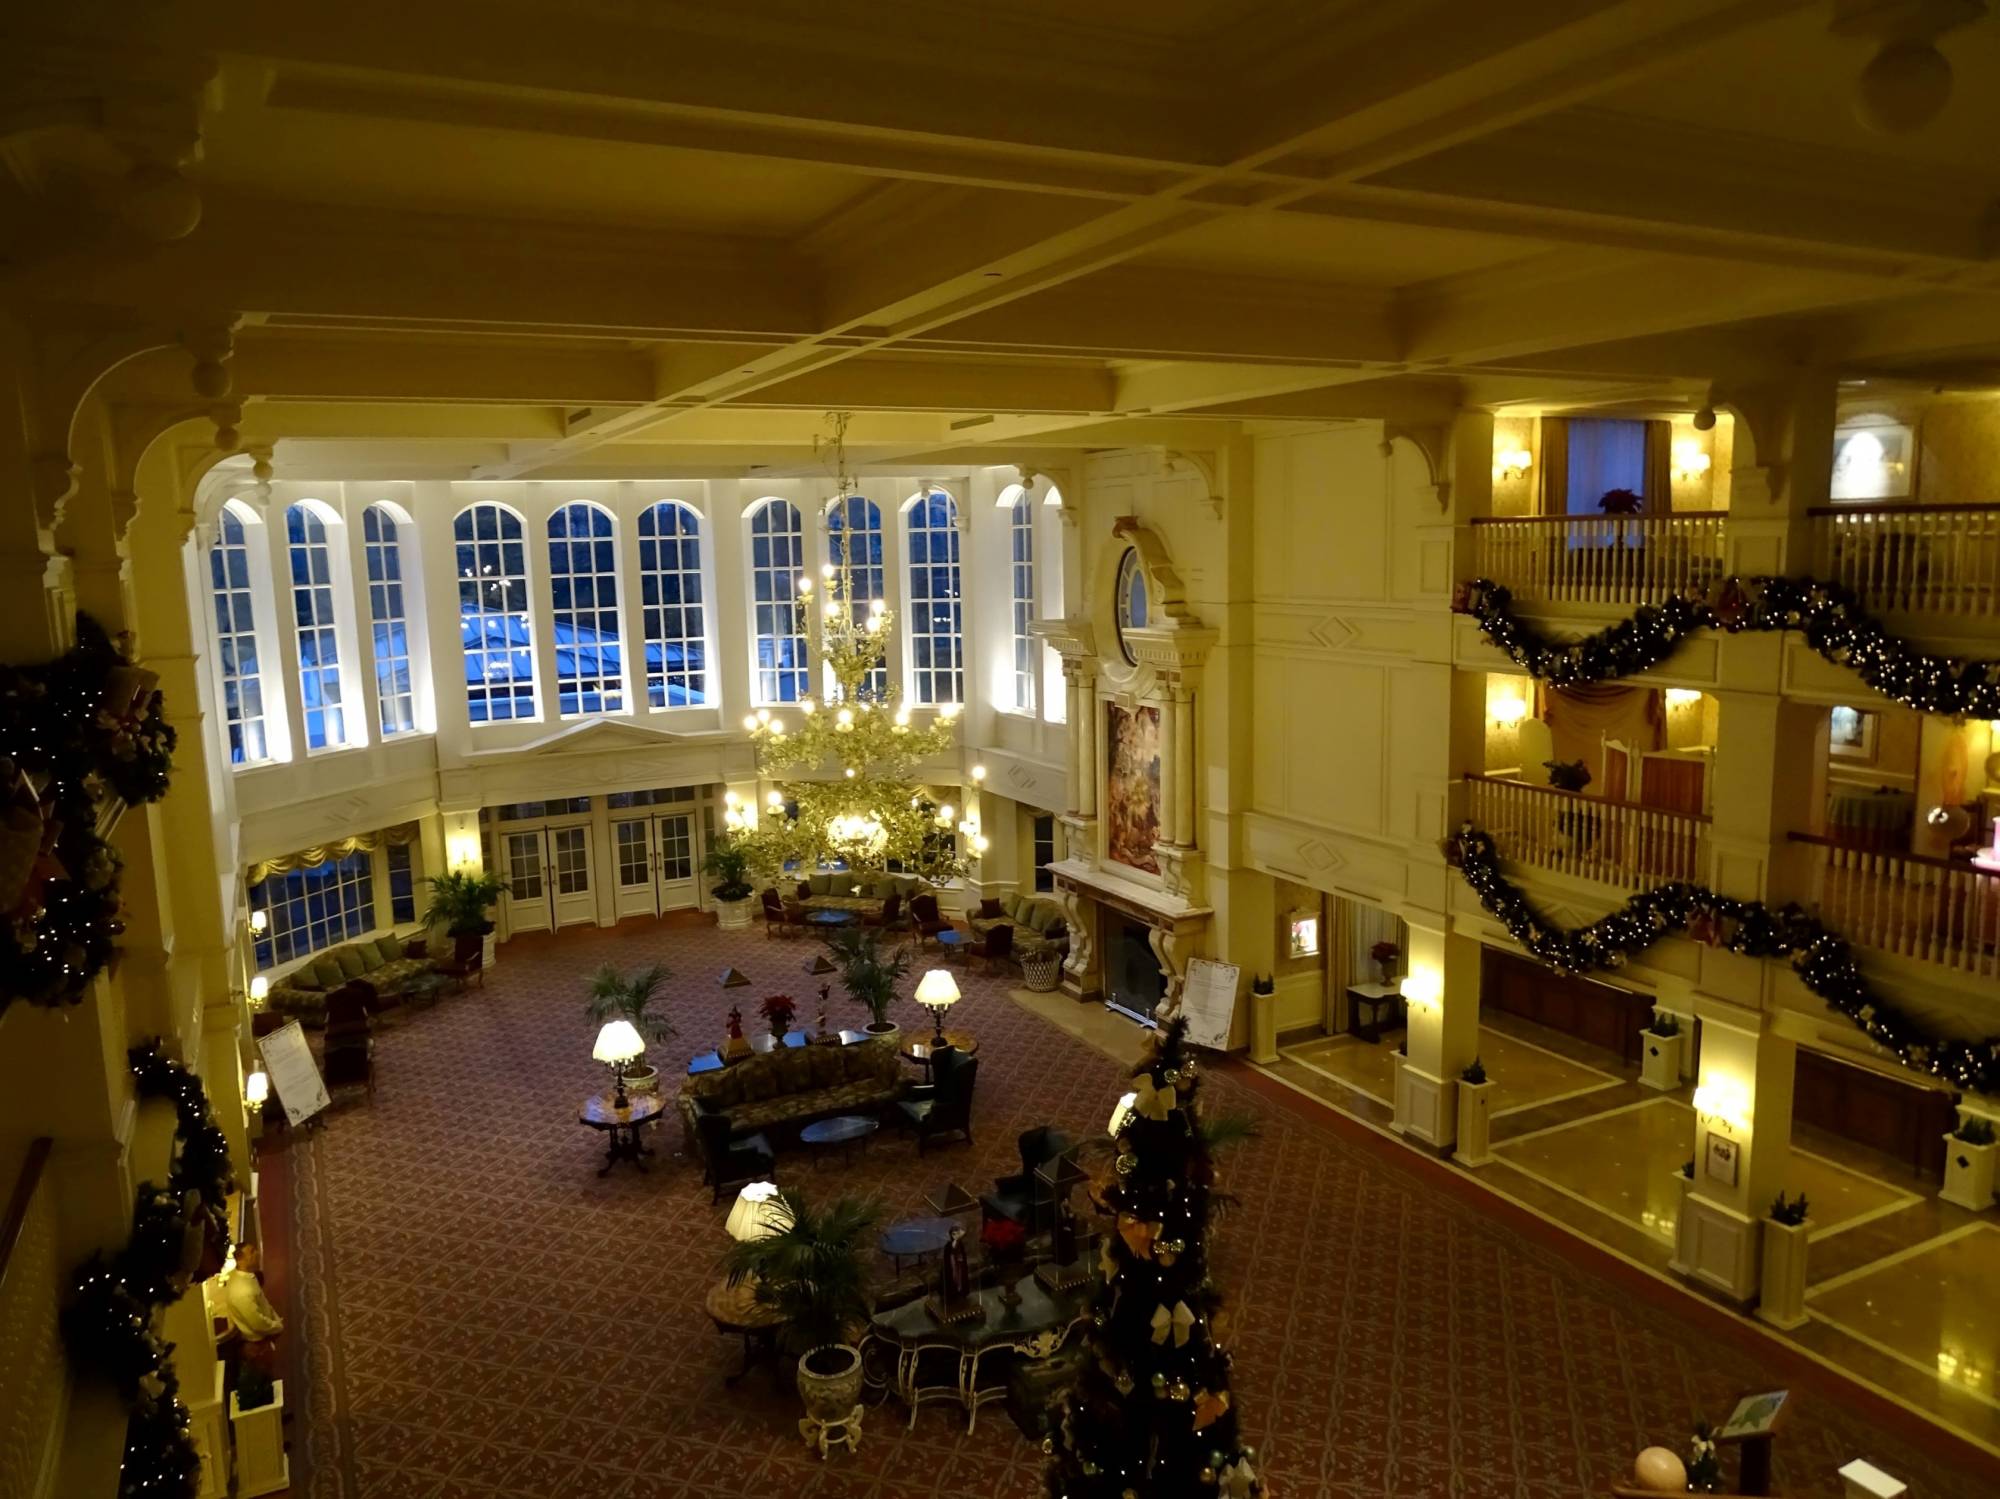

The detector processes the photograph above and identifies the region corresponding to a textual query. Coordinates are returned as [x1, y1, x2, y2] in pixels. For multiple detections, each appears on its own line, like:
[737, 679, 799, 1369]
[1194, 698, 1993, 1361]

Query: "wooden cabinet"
[1480, 949, 1654, 1064]
[1793, 1048, 1956, 1180]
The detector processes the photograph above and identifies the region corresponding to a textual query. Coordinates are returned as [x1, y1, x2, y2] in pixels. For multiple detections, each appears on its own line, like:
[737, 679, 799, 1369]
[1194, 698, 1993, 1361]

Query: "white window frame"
[362, 503, 420, 738]
[208, 498, 282, 767]
[454, 500, 540, 725]
[636, 499, 711, 709]
[902, 487, 964, 706]
[825, 493, 888, 699]
[745, 497, 809, 706]
[285, 498, 363, 754]
[546, 500, 628, 717]
[1006, 487, 1036, 713]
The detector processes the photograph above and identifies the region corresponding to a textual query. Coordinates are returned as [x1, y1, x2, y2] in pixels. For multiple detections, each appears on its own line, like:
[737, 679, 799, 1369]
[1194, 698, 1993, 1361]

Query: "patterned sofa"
[790, 870, 924, 920]
[678, 1037, 904, 1151]
[264, 932, 437, 1026]
[968, 892, 1068, 956]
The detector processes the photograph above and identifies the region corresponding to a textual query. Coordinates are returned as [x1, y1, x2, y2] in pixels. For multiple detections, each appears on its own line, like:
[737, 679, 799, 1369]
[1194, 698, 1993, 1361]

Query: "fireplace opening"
[1106, 915, 1164, 1027]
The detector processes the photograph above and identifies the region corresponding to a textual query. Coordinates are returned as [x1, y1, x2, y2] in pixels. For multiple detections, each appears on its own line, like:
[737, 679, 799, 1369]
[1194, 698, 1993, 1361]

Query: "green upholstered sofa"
[789, 871, 923, 919]
[968, 891, 1068, 954]
[677, 1037, 904, 1149]
[264, 932, 437, 1026]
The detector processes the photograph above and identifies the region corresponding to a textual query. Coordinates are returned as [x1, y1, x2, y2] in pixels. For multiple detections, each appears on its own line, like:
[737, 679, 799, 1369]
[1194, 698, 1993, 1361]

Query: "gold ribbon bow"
[1132, 1073, 1176, 1121]
[1149, 1300, 1196, 1347]
[1192, 1388, 1230, 1430]
[1221, 1457, 1257, 1497]
[1117, 1213, 1160, 1258]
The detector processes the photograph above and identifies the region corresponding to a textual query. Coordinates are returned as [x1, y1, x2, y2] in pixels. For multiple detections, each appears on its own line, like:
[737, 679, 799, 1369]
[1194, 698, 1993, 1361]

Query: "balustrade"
[1793, 834, 2000, 979]
[1807, 505, 2000, 619]
[1469, 513, 1726, 608]
[1465, 774, 1706, 891]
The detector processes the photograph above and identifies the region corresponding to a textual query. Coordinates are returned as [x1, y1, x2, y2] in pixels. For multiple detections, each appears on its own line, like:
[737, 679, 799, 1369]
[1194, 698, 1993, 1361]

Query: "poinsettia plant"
[1368, 940, 1400, 965]
[759, 993, 797, 1037]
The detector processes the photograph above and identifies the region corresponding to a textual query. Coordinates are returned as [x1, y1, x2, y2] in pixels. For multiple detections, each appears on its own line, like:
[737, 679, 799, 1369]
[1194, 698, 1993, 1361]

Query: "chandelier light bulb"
[836, 707, 854, 727]
[971, 765, 986, 782]
[973, 835, 989, 853]
[756, 708, 771, 724]
[938, 702, 961, 720]
[742, 714, 759, 732]
[767, 790, 784, 808]
[797, 574, 812, 593]
[724, 790, 738, 805]
[867, 614, 883, 632]
[870, 598, 885, 614]
[801, 697, 816, 714]
[824, 601, 840, 618]
[940, 803, 956, 822]
[821, 563, 835, 579]
[844, 767, 856, 778]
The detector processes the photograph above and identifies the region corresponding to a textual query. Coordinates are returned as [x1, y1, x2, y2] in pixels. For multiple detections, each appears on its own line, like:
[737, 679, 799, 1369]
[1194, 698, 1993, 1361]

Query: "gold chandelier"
[724, 414, 985, 883]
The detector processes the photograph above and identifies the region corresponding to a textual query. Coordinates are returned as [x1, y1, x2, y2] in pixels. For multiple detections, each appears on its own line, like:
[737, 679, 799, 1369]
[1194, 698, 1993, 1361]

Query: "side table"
[705, 1277, 784, 1387]
[578, 1092, 665, 1176]
[1346, 982, 1403, 1042]
[800, 1404, 863, 1459]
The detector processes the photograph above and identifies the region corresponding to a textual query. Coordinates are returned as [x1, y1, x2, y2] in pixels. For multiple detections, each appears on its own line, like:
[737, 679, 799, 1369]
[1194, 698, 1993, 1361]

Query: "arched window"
[905, 489, 963, 705]
[637, 501, 707, 707]
[286, 502, 349, 750]
[208, 503, 270, 765]
[748, 499, 808, 704]
[1002, 486, 1036, 713]
[363, 505, 416, 737]
[826, 494, 887, 698]
[546, 502, 624, 716]
[454, 502, 536, 723]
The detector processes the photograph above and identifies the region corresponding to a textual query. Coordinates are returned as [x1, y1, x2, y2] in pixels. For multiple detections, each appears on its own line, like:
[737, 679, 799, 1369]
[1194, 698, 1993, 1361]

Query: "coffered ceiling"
[5, 0, 1997, 480]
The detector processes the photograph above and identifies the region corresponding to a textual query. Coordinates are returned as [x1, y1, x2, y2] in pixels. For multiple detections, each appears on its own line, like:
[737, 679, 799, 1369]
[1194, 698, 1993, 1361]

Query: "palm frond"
[1198, 1112, 1258, 1153]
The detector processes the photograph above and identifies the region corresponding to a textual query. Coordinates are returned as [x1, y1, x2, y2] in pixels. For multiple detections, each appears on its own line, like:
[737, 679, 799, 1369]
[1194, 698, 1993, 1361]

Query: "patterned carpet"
[277, 918, 1994, 1499]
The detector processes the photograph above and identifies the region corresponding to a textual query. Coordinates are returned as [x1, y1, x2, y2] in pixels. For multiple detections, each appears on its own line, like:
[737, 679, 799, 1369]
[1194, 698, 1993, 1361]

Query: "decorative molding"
[1162, 449, 1223, 521]
[1379, 423, 1451, 512]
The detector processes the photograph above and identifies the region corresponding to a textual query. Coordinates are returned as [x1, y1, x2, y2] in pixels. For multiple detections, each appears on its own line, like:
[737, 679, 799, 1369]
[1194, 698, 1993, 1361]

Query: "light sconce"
[1671, 439, 1712, 483]
[446, 829, 482, 870]
[1399, 971, 1442, 1011]
[248, 975, 269, 1007]
[248, 909, 267, 935]
[970, 764, 986, 783]
[1490, 692, 1529, 729]
[1692, 1078, 1750, 1134]
[1492, 447, 1534, 482]
[1109, 1090, 1138, 1136]
[245, 1069, 270, 1106]
[1664, 688, 1703, 709]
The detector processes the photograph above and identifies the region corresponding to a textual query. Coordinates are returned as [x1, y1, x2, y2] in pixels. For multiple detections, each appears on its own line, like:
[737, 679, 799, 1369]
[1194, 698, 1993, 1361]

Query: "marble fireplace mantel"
[1048, 856, 1212, 1013]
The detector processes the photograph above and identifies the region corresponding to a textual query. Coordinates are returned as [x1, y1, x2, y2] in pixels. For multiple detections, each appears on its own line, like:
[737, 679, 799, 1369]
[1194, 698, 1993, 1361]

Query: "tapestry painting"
[1105, 700, 1161, 874]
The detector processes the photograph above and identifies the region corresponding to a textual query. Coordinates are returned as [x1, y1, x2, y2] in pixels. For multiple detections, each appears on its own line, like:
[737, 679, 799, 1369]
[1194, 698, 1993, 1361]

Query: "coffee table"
[401, 971, 452, 1009]
[807, 908, 859, 931]
[799, 1113, 878, 1166]
[877, 1215, 955, 1276]
[577, 1091, 665, 1176]
[935, 928, 968, 960]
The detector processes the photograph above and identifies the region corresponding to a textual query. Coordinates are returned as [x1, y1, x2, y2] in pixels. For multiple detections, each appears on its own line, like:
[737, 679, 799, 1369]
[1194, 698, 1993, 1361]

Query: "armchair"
[896, 1047, 977, 1153]
[980, 1126, 1073, 1232]
[864, 891, 904, 930]
[691, 1104, 777, 1203]
[910, 893, 950, 946]
[761, 888, 789, 938]
[979, 922, 1015, 975]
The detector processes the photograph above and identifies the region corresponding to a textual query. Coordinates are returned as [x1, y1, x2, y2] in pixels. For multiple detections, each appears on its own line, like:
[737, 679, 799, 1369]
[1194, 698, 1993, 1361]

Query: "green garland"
[1, 615, 177, 1012]
[1447, 823, 2000, 1096]
[62, 1042, 238, 1499]
[1453, 574, 2000, 717]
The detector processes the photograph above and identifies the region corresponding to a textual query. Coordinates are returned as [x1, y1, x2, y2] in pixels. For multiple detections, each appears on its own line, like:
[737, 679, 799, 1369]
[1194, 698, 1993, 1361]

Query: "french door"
[611, 812, 699, 918]
[501, 825, 597, 931]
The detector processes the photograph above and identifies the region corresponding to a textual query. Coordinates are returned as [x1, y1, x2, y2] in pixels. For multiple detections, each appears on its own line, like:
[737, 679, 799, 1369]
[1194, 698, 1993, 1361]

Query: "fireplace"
[1107, 915, 1166, 1025]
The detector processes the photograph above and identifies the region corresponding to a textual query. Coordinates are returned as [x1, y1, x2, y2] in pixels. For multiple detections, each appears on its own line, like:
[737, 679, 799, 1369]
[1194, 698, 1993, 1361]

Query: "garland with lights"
[1453, 574, 2000, 717]
[1447, 823, 2000, 1096]
[1045, 1018, 1262, 1499]
[62, 1042, 238, 1499]
[0, 615, 177, 1013]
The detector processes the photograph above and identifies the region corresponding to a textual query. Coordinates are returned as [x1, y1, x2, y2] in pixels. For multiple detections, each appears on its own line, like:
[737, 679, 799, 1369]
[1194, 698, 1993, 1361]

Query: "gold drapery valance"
[247, 822, 420, 886]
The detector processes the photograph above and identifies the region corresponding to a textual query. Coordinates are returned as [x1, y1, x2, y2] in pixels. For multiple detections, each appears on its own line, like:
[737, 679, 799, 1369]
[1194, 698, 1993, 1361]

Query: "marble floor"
[1281, 1024, 1620, 1117]
[1809, 1224, 2000, 1411]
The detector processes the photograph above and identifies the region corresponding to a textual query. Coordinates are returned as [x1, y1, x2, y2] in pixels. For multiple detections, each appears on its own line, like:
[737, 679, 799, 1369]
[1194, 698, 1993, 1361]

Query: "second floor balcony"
[1465, 773, 1707, 892]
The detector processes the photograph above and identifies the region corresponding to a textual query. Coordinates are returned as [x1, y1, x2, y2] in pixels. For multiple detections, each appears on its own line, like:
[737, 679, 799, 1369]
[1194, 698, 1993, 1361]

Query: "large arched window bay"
[748, 497, 808, 705]
[637, 500, 707, 708]
[905, 488, 963, 706]
[455, 501, 537, 723]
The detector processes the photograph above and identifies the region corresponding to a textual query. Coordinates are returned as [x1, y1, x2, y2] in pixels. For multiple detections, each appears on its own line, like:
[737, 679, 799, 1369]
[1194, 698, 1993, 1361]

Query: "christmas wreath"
[1446, 823, 2000, 1097]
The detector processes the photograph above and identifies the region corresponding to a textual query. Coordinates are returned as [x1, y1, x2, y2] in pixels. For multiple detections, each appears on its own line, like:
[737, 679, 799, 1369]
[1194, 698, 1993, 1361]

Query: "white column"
[1392, 920, 1481, 1148]
[264, 492, 310, 764]
[1174, 682, 1195, 845]
[1156, 691, 1180, 847]
[342, 485, 386, 745]
[1076, 675, 1098, 818]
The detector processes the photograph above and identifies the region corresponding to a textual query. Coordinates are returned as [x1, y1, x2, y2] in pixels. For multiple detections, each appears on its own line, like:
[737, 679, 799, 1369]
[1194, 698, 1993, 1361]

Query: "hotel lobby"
[5, 5, 2000, 1498]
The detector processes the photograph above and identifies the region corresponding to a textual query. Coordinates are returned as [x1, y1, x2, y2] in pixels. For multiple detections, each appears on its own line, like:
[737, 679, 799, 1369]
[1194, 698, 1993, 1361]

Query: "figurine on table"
[942, 1225, 971, 1301]
[721, 1004, 752, 1063]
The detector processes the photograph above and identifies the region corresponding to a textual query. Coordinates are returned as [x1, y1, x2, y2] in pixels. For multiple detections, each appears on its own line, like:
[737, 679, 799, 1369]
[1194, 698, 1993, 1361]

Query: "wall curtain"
[1544, 684, 1663, 790]
[246, 822, 419, 885]
[1644, 419, 1672, 510]
[1535, 416, 1567, 516]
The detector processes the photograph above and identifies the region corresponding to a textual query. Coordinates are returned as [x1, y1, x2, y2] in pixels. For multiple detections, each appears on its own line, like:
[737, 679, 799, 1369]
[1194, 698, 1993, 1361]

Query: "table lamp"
[725, 1180, 789, 1242]
[593, 1019, 646, 1109]
[914, 968, 960, 1045]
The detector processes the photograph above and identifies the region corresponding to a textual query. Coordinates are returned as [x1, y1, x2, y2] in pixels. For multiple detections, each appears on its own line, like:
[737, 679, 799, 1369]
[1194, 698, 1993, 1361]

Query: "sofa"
[969, 892, 1068, 956]
[265, 932, 437, 1026]
[790, 870, 923, 922]
[678, 1036, 904, 1152]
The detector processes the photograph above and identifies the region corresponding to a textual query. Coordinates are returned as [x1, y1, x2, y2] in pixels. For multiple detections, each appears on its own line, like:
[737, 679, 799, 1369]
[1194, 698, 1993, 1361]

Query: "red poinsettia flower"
[759, 993, 797, 1024]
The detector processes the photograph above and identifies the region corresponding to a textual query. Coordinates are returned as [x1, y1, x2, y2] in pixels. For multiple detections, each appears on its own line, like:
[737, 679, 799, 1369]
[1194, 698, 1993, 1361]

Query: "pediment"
[512, 719, 697, 756]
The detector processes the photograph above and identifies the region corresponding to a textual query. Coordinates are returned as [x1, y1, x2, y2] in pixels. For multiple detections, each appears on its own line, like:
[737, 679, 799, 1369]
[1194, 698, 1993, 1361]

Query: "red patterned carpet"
[276, 918, 1992, 1498]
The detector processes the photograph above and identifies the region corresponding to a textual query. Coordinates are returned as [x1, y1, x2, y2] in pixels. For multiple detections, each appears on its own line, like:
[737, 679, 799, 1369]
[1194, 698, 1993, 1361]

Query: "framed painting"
[1105, 701, 1161, 874]
[1829, 421, 1914, 502]
[1827, 705, 1878, 764]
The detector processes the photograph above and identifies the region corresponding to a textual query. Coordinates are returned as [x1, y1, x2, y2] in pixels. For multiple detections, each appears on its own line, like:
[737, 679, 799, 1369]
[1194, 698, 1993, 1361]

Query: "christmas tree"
[1045, 1017, 1263, 1499]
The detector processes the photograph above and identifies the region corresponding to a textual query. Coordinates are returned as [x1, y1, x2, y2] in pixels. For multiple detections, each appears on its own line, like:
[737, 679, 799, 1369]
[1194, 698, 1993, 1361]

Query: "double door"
[500, 823, 598, 933]
[612, 812, 698, 919]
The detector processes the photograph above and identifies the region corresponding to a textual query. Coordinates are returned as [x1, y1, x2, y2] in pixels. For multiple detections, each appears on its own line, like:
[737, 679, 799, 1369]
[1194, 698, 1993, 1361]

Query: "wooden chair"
[761, 888, 798, 938]
[910, 893, 949, 947]
[693, 1106, 777, 1203]
[897, 1047, 977, 1153]
[979, 922, 1015, 975]
[864, 891, 904, 930]
[980, 1127, 1072, 1233]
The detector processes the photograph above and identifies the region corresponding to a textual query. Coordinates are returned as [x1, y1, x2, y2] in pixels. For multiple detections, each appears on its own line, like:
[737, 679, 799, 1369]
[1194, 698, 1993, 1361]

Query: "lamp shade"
[248, 909, 267, 934]
[725, 1180, 788, 1242]
[248, 975, 269, 1004]
[1109, 1090, 1138, 1136]
[592, 1019, 646, 1066]
[914, 969, 960, 1012]
[245, 1069, 270, 1106]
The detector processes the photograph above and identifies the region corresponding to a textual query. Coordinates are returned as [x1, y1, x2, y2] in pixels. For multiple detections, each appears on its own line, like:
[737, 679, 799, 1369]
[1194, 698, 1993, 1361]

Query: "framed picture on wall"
[1705, 1133, 1739, 1187]
[1828, 705, 1879, 763]
[1830, 421, 1914, 502]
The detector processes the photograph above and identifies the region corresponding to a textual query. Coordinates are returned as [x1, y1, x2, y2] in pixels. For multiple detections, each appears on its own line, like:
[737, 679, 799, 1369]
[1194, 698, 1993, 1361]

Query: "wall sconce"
[245, 1069, 269, 1106]
[1664, 689, 1703, 709]
[1399, 971, 1441, 1011]
[1490, 692, 1529, 729]
[248, 909, 267, 935]
[1693, 1078, 1750, 1134]
[1671, 439, 1712, 483]
[248, 975, 268, 1007]
[1492, 447, 1533, 482]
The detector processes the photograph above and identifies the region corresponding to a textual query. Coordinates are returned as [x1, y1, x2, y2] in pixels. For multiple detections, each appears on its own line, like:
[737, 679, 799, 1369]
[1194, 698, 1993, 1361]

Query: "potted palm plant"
[584, 962, 675, 1094]
[1757, 1191, 1811, 1331]
[424, 870, 504, 963]
[824, 926, 912, 1042]
[723, 1189, 876, 1427]
[703, 835, 756, 930]
[1456, 1056, 1494, 1168]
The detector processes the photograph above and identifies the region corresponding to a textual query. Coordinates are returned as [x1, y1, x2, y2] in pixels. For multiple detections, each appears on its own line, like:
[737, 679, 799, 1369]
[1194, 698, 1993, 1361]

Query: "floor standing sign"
[257, 1020, 331, 1128]
[1179, 958, 1242, 1050]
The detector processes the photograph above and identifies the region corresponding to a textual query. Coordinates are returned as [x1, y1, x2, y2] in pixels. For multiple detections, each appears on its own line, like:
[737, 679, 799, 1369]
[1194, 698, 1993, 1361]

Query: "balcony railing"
[1792, 833, 2000, 978]
[1470, 513, 1727, 608]
[1807, 504, 2000, 620]
[1466, 774, 1707, 891]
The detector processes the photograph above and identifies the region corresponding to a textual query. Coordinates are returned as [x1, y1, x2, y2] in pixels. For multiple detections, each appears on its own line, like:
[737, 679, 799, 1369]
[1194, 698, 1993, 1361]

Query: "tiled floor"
[1810, 1224, 2000, 1410]
[1281, 1024, 1620, 1118]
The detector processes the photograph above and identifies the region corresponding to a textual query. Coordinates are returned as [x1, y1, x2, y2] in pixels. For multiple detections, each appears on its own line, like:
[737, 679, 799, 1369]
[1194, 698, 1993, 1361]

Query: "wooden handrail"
[0, 1138, 53, 1284]
[1786, 830, 1995, 874]
[1806, 502, 2000, 518]
[1464, 772, 1712, 824]
[1468, 512, 1712, 527]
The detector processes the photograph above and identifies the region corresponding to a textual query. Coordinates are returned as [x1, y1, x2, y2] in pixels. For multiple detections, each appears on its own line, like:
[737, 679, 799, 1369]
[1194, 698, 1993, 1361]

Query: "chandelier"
[724, 414, 985, 884]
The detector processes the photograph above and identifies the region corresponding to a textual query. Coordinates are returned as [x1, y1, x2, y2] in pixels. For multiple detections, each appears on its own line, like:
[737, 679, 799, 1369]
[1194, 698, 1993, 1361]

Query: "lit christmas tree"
[1046, 1017, 1263, 1499]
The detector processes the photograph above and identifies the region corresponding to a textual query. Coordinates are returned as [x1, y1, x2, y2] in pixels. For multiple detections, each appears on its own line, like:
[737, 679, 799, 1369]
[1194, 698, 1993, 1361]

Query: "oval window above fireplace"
[1115, 547, 1149, 663]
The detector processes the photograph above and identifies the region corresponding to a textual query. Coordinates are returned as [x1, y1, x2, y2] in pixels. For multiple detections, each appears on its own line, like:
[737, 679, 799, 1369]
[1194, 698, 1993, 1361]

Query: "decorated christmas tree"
[1045, 1017, 1263, 1499]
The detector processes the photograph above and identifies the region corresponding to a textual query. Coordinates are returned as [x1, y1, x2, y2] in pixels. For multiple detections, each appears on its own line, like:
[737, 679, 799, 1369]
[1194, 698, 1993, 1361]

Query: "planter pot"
[452, 930, 485, 964]
[864, 1020, 900, 1046]
[1640, 1030, 1683, 1092]
[1021, 950, 1063, 993]
[623, 1063, 660, 1097]
[1455, 1078, 1495, 1167]
[1756, 1217, 1812, 1330]
[1940, 1135, 1997, 1212]
[796, 1344, 863, 1423]
[715, 896, 754, 931]
[229, 1379, 289, 1498]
